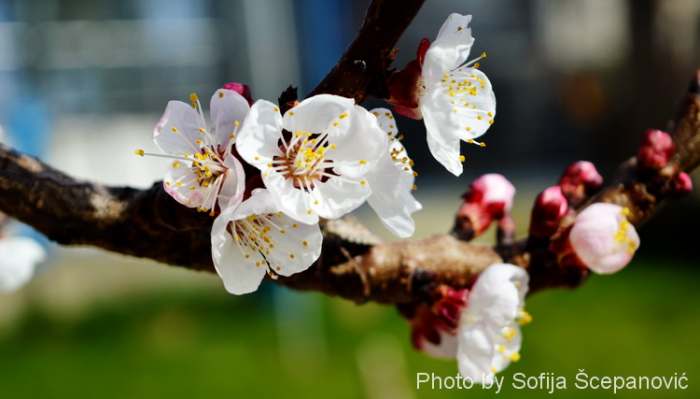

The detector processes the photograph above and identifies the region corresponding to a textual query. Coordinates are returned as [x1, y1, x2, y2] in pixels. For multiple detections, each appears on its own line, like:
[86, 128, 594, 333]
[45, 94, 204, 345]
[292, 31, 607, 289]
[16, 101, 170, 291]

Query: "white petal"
[467, 263, 528, 326]
[0, 237, 45, 293]
[457, 322, 497, 383]
[365, 110, 422, 237]
[311, 177, 371, 219]
[421, 331, 458, 359]
[263, 212, 322, 277]
[211, 208, 267, 295]
[236, 100, 284, 168]
[217, 155, 246, 210]
[332, 106, 389, 179]
[423, 13, 475, 82]
[426, 128, 463, 176]
[229, 188, 279, 219]
[282, 94, 354, 135]
[263, 172, 317, 224]
[153, 100, 205, 156]
[210, 88, 250, 148]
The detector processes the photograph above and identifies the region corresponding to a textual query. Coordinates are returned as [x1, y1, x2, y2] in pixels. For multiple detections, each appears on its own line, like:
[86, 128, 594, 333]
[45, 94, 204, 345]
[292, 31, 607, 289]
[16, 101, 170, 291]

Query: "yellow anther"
[171, 127, 178, 133]
[360, 179, 367, 187]
[338, 112, 349, 119]
[134, 149, 145, 157]
[459, 155, 466, 163]
[359, 160, 367, 165]
[496, 344, 506, 353]
[518, 310, 533, 325]
[509, 352, 521, 362]
[302, 240, 309, 247]
[502, 327, 516, 341]
[171, 161, 182, 169]
[189, 93, 200, 108]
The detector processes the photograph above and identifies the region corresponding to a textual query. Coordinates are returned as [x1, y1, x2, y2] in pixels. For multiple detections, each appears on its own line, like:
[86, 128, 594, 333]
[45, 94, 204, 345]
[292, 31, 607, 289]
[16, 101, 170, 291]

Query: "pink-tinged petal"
[210, 88, 250, 149]
[162, 160, 214, 209]
[569, 203, 640, 274]
[153, 100, 205, 156]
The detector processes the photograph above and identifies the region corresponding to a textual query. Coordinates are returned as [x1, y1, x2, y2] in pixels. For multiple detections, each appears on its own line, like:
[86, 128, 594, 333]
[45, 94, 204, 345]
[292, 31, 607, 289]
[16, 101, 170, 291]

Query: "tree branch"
[0, 0, 698, 304]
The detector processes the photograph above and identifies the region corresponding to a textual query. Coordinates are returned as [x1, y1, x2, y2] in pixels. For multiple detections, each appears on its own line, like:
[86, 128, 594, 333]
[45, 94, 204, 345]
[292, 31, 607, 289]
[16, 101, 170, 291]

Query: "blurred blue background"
[0, 0, 698, 398]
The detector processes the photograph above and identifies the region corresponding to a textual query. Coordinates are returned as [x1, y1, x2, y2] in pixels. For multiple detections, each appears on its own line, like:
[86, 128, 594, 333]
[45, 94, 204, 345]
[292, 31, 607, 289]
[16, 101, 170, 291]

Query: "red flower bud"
[529, 185, 569, 238]
[637, 129, 675, 170]
[222, 82, 253, 105]
[454, 174, 515, 238]
[559, 161, 603, 205]
[673, 172, 693, 195]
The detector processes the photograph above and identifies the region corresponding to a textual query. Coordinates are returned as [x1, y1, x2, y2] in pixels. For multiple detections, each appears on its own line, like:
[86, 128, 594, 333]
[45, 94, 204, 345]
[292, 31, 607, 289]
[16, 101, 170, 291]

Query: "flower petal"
[282, 94, 354, 135]
[217, 154, 246, 211]
[211, 206, 267, 295]
[263, 172, 317, 224]
[162, 160, 215, 209]
[426, 128, 463, 176]
[153, 100, 205, 156]
[210, 88, 250, 148]
[236, 100, 284, 168]
[366, 108, 422, 237]
[467, 263, 528, 326]
[423, 13, 475, 82]
[332, 106, 389, 179]
[0, 237, 45, 293]
[263, 212, 323, 277]
[311, 177, 371, 219]
[422, 331, 459, 359]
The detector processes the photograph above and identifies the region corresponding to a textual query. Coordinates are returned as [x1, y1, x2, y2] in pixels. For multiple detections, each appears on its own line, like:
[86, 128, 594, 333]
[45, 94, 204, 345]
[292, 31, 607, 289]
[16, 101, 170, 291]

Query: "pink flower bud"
[559, 161, 603, 204]
[222, 82, 253, 105]
[569, 203, 640, 274]
[455, 174, 516, 237]
[673, 172, 693, 195]
[637, 129, 675, 170]
[529, 186, 568, 238]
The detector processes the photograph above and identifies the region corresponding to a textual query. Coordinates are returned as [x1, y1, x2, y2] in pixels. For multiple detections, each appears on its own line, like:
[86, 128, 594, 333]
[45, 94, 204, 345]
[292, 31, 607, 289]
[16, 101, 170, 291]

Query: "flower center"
[226, 213, 294, 275]
[270, 130, 336, 190]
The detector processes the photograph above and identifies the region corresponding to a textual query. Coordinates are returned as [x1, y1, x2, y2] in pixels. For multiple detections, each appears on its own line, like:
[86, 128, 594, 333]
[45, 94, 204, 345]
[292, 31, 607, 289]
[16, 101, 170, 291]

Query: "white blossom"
[145, 89, 249, 213]
[236, 94, 388, 224]
[421, 13, 496, 176]
[211, 189, 322, 295]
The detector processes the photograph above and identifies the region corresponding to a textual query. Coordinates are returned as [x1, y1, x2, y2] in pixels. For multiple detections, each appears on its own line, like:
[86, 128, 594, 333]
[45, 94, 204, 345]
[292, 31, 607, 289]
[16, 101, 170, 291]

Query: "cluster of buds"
[559, 161, 603, 206]
[636, 129, 693, 195]
[453, 174, 515, 240]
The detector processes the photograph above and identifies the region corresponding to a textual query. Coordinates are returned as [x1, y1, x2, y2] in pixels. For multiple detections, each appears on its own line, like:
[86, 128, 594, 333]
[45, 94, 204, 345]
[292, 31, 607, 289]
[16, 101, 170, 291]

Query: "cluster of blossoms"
[0, 129, 46, 293]
[139, 13, 494, 295]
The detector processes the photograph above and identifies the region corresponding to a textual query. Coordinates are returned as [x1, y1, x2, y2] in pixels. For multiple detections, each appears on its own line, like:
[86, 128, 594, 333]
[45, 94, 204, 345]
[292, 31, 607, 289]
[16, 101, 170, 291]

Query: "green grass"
[0, 259, 697, 398]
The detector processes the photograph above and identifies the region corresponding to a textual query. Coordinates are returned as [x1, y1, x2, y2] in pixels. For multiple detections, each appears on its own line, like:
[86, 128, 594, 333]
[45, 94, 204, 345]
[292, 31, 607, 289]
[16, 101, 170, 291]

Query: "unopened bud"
[637, 129, 675, 170]
[529, 186, 568, 238]
[222, 82, 253, 105]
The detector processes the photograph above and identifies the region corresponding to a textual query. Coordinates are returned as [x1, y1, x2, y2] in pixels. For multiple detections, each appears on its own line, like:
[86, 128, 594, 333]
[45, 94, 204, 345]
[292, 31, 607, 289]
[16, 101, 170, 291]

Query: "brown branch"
[0, 0, 698, 304]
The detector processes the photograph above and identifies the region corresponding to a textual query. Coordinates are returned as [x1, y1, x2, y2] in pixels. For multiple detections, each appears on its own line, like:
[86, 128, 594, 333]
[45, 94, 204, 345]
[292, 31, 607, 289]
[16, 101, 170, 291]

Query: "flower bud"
[454, 174, 515, 238]
[529, 185, 568, 238]
[673, 172, 693, 195]
[559, 161, 603, 205]
[222, 82, 253, 105]
[568, 203, 640, 274]
[637, 129, 675, 170]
